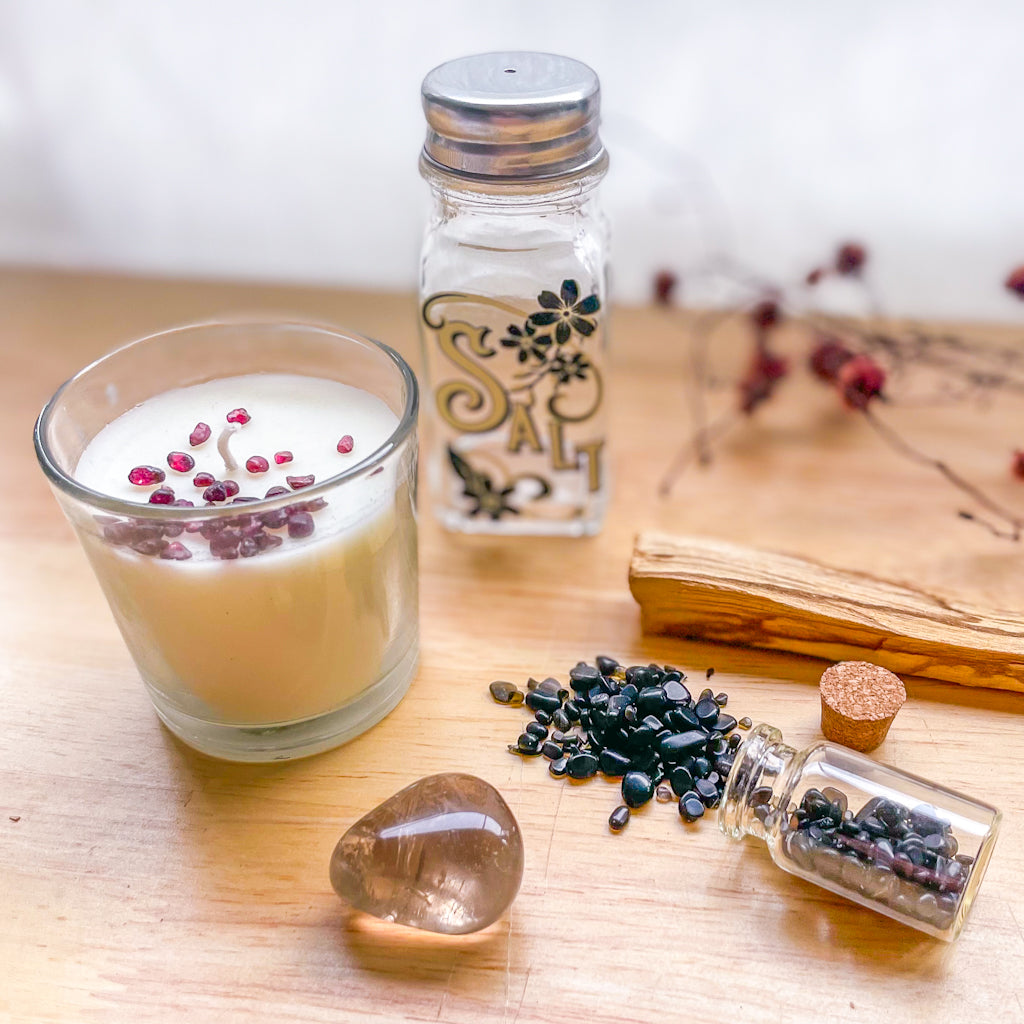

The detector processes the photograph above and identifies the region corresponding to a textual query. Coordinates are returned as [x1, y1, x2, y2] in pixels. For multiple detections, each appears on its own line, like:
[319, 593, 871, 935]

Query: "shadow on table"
[734, 842, 954, 978]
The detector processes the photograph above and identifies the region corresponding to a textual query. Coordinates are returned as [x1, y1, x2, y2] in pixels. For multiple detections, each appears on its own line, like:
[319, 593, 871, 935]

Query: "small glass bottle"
[720, 724, 1000, 940]
[418, 52, 610, 536]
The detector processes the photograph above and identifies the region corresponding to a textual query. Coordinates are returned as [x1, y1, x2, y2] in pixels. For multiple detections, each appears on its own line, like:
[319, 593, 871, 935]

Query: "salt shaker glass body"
[418, 52, 610, 536]
[720, 724, 1000, 940]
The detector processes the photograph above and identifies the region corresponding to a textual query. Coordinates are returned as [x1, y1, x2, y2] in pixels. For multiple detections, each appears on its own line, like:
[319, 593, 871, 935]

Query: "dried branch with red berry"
[657, 245, 1024, 542]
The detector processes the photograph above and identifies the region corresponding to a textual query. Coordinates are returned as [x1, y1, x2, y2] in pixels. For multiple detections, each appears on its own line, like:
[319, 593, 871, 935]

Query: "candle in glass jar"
[73, 372, 406, 725]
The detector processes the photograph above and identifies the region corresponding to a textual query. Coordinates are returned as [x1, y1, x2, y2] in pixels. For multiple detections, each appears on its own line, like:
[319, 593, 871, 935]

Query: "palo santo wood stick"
[629, 531, 1024, 693]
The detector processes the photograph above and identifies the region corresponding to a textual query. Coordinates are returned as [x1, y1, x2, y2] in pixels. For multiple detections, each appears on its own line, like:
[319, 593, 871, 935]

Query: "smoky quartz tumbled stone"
[330, 773, 524, 935]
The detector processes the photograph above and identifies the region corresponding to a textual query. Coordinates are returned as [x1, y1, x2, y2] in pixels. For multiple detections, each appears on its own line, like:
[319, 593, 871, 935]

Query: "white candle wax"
[73, 373, 414, 726]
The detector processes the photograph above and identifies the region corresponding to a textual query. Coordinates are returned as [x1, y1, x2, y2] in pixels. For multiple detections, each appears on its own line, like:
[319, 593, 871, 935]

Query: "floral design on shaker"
[447, 447, 551, 521]
[421, 280, 604, 521]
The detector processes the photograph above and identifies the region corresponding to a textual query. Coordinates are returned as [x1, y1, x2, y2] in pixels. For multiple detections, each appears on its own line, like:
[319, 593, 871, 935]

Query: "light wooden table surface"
[4, 268, 1024, 1024]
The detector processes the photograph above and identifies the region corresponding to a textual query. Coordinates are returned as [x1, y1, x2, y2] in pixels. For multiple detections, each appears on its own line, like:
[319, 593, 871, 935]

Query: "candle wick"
[217, 425, 239, 473]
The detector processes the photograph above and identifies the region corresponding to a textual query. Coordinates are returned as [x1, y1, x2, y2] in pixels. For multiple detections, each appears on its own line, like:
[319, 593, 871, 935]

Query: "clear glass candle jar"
[720, 724, 1000, 940]
[34, 322, 419, 762]
[418, 52, 610, 537]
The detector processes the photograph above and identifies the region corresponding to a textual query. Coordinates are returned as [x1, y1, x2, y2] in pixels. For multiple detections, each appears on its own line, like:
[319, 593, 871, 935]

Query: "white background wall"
[0, 0, 1022, 320]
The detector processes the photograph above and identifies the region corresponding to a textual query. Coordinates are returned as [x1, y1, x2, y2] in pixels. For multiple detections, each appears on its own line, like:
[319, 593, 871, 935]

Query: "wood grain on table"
[3, 267, 1023, 1024]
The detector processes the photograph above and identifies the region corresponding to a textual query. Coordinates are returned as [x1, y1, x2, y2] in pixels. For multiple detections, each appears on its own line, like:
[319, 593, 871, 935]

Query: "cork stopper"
[819, 660, 906, 752]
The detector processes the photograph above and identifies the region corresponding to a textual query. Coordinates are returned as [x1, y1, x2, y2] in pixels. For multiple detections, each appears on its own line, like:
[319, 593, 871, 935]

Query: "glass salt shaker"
[418, 52, 610, 536]
[719, 724, 1000, 940]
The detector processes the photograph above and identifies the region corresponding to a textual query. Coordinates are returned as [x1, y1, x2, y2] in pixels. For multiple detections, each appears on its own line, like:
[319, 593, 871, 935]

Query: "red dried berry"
[226, 408, 250, 425]
[265, 485, 290, 498]
[274, 451, 293, 465]
[286, 474, 315, 490]
[167, 451, 195, 473]
[128, 465, 166, 486]
[835, 243, 867, 276]
[836, 354, 886, 410]
[223, 480, 240, 497]
[189, 422, 211, 447]
[287, 511, 315, 539]
[805, 267, 825, 286]
[653, 270, 678, 306]
[750, 300, 781, 330]
[809, 336, 854, 383]
[193, 471, 216, 488]
[203, 482, 229, 502]
[149, 487, 176, 505]
[1004, 266, 1024, 299]
[1012, 451, 1024, 479]
[337, 435, 354, 454]
[739, 347, 789, 414]
[160, 542, 192, 561]
[245, 456, 270, 473]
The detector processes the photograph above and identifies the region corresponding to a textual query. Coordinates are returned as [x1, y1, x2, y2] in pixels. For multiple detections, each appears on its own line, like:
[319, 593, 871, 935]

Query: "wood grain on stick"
[630, 531, 1024, 693]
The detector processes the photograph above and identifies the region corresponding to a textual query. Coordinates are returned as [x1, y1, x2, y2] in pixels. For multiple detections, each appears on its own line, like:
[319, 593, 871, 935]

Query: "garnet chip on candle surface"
[128, 465, 165, 486]
[167, 451, 195, 473]
[203, 481, 229, 502]
[103, 397, 343, 560]
[189, 422, 211, 446]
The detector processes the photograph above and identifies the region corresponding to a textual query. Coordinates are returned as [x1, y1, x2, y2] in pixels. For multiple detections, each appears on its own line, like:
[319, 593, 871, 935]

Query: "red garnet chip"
[287, 511, 315, 538]
[167, 451, 195, 473]
[128, 465, 166, 486]
[245, 456, 270, 473]
[189, 422, 211, 446]
[274, 451, 293, 465]
[226, 408, 250, 425]
[193, 471, 216, 487]
[337, 435, 354, 454]
[148, 487, 176, 504]
[286, 474, 315, 490]
[223, 480, 240, 497]
[203, 481, 229, 502]
[160, 542, 192, 561]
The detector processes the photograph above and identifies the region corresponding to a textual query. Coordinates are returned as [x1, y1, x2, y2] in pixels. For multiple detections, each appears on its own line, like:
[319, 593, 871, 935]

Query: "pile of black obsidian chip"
[489, 656, 753, 832]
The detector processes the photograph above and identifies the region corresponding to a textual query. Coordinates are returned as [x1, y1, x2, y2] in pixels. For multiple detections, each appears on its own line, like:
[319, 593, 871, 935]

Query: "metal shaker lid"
[420, 51, 605, 182]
